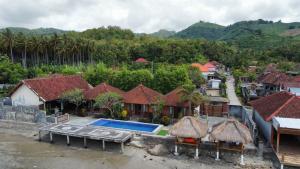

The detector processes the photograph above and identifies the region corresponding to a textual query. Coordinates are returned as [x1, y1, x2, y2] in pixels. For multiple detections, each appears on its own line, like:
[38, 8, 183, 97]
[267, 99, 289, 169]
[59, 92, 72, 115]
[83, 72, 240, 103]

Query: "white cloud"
[0, 0, 299, 33]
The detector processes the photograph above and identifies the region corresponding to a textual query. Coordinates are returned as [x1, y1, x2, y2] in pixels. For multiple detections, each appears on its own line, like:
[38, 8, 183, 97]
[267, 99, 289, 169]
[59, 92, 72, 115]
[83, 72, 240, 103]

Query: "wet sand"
[0, 126, 273, 169]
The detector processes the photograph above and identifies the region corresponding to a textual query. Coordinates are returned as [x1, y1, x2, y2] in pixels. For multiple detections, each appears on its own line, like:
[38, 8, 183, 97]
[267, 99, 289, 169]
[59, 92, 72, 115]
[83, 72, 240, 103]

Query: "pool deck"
[39, 123, 133, 153]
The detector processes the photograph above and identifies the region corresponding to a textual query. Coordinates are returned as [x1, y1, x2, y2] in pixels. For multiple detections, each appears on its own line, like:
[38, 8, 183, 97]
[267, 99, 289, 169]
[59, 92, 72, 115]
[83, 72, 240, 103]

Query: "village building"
[123, 84, 164, 118]
[200, 96, 229, 117]
[257, 71, 290, 94]
[135, 57, 150, 64]
[164, 87, 189, 120]
[249, 91, 300, 168]
[84, 82, 125, 101]
[10, 75, 91, 112]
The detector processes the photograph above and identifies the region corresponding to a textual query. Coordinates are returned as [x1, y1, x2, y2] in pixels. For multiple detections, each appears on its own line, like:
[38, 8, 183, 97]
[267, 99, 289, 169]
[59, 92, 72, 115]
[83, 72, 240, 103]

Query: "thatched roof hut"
[170, 116, 208, 139]
[210, 118, 252, 144]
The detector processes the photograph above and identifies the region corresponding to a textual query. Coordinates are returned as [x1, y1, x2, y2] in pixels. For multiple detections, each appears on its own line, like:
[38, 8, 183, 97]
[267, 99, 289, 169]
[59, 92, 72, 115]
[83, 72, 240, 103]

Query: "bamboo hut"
[170, 116, 208, 159]
[210, 118, 252, 165]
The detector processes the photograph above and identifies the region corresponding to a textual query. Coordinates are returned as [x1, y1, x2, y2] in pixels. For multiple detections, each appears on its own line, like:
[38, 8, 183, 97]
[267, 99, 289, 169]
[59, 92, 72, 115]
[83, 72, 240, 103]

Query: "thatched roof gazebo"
[170, 116, 208, 159]
[210, 118, 252, 165]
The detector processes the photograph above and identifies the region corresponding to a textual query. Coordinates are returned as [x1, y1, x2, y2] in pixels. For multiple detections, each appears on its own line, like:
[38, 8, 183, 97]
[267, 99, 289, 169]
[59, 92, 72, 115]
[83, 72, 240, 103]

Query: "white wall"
[11, 84, 43, 106]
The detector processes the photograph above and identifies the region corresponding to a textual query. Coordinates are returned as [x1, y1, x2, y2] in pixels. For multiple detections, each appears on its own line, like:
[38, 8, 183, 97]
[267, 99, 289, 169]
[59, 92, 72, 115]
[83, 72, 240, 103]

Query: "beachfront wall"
[253, 109, 272, 143]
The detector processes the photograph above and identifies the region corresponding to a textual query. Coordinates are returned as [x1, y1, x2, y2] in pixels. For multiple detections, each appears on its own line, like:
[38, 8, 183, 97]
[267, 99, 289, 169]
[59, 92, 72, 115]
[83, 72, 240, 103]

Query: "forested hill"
[0, 27, 67, 36]
[172, 19, 300, 49]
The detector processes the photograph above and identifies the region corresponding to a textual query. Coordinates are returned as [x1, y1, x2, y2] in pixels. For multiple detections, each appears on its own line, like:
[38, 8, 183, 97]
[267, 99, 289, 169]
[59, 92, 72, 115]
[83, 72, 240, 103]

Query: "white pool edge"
[88, 118, 163, 135]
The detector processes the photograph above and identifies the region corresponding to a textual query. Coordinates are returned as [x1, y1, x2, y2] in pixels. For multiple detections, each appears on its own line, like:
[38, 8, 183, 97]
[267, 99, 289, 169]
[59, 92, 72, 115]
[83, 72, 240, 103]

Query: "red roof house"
[135, 58, 150, 63]
[10, 74, 91, 106]
[257, 72, 290, 86]
[123, 84, 164, 116]
[165, 87, 188, 107]
[123, 84, 163, 105]
[85, 83, 125, 100]
[191, 63, 209, 72]
[249, 92, 300, 121]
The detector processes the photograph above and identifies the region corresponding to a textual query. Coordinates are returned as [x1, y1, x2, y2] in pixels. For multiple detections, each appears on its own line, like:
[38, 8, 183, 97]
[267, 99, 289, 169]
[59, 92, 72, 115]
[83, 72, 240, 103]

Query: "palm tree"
[178, 85, 205, 116]
[2, 28, 14, 62]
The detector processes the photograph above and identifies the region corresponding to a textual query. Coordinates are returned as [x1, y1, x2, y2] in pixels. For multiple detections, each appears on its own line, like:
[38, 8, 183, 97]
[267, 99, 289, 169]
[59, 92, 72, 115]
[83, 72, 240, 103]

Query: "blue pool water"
[90, 119, 160, 133]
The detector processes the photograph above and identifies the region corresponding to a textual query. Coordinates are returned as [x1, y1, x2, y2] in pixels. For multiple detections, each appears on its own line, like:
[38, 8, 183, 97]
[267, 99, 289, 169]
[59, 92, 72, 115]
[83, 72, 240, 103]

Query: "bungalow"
[10, 74, 91, 112]
[85, 82, 125, 101]
[200, 96, 229, 117]
[164, 87, 189, 119]
[123, 84, 164, 118]
[250, 92, 300, 168]
[135, 57, 150, 64]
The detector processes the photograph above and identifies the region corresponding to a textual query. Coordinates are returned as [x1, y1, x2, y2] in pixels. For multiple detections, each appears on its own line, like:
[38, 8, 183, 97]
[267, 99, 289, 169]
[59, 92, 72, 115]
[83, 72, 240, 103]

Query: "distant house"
[123, 84, 164, 118]
[249, 92, 300, 168]
[257, 72, 290, 93]
[10, 75, 91, 112]
[85, 82, 125, 101]
[208, 79, 221, 89]
[281, 76, 300, 96]
[204, 62, 217, 72]
[135, 58, 150, 64]
[191, 63, 212, 80]
[200, 96, 229, 117]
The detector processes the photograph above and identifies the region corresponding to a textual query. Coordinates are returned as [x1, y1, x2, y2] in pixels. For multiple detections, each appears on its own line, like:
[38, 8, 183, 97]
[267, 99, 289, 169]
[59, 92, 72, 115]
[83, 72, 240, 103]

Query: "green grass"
[157, 129, 168, 136]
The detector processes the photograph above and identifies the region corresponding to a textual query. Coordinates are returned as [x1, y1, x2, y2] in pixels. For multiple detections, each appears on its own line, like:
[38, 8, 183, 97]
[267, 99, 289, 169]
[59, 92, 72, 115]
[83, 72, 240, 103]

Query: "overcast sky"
[1, 0, 300, 33]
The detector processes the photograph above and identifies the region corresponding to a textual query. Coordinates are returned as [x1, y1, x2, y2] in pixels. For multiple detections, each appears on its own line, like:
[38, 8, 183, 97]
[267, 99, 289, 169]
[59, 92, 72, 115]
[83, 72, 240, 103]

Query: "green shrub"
[161, 116, 170, 126]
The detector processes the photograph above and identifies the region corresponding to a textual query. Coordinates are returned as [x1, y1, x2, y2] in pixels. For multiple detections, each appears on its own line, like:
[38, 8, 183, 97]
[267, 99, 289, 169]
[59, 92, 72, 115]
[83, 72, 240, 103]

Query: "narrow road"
[226, 75, 241, 106]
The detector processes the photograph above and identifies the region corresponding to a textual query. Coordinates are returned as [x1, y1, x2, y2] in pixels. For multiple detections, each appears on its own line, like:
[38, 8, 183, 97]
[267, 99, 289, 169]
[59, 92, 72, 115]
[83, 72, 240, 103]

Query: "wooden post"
[50, 132, 53, 143]
[84, 136, 87, 148]
[120, 142, 124, 153]
[67, 135, 70, 146]
[194, 144, 199, 159]
[38, 131, 41, 141]
[102, 140, 105, 150]
[240, 144, 245, 166]
[215, 142, 220, 160]
[174, 142, 179, 156]
[277, 129, 280, 153]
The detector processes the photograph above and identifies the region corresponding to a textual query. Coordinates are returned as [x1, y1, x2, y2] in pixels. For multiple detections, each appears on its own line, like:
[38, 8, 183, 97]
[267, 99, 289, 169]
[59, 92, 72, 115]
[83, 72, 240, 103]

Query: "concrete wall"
[253, 110, 271, 143]
[11, 84, 43, 106]
[0, 103, 46, 123]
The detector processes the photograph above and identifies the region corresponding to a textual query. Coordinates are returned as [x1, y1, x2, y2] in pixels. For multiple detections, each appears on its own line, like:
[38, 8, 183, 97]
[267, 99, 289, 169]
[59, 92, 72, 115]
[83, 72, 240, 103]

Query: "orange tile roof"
[191, 63, 209, 72]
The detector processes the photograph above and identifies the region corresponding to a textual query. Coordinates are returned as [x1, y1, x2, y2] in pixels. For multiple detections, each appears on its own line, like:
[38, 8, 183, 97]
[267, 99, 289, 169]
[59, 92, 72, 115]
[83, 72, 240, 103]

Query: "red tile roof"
[135, 58, 149, 63]
[249, 92, 300, 121]
[123, 84, 163, 105]
[12, 75, 91, 102]
[191, 63, 209, 72]
[204, 62, 216, 69]
[257, 72, 290, 86]
[165, 87, 189, 107]
[85, 83, 125, 100]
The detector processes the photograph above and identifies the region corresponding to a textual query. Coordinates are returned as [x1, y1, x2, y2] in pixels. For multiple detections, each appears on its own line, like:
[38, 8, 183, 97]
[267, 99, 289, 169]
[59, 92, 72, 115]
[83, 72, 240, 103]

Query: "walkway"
[226, 75, 241, 106]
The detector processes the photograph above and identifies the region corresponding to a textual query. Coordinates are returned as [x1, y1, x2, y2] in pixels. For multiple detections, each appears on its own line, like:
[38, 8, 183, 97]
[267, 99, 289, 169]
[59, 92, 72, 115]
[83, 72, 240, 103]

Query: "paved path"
[226, 75, 242, 106]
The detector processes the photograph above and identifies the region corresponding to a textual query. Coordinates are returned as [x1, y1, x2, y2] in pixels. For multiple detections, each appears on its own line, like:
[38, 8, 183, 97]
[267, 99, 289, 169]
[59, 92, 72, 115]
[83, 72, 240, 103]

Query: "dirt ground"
[0, 124, 275, 169]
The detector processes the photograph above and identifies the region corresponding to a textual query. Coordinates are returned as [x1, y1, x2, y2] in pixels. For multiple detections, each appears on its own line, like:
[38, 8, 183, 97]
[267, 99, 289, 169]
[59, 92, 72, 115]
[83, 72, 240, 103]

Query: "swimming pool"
[89, 119, 162, 134]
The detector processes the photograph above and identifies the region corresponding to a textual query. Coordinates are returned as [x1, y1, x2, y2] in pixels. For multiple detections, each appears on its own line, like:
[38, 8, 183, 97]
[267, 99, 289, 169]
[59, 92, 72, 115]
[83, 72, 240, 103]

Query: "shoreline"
[0, 120, 274, 169]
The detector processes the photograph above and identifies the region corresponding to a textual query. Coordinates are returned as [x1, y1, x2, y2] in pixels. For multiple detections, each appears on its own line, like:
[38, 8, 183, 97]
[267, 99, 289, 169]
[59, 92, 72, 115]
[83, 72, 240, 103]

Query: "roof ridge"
[266, 95, 296, 121]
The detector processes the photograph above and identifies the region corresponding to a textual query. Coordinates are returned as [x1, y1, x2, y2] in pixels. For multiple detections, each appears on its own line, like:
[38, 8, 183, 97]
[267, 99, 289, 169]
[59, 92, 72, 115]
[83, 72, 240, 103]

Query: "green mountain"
[0, 27, 67, 36]
[150, 29, 176, 38]
[174, 21, 225, 40]
[173, 19, 300, 49]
